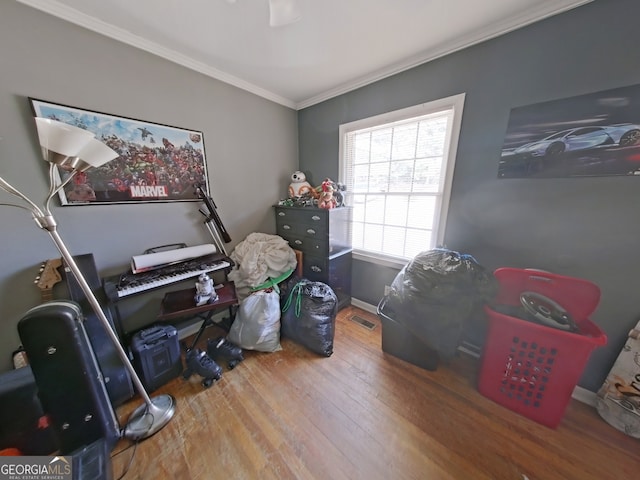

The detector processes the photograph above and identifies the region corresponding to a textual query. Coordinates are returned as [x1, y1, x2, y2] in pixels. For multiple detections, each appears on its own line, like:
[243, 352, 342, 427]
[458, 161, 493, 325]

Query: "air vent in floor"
[350, 315, 376, 331]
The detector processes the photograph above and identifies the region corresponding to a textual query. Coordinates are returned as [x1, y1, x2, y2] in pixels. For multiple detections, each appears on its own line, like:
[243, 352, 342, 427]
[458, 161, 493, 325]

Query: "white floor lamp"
[0, 118, 175, 440]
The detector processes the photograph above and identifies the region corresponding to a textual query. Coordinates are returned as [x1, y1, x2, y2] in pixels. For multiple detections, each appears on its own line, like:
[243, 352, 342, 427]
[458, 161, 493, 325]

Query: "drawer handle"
[311, 266, 322, 273]
[278, 212, 286, 217]
[294, 239, 302, 245]
[306, 228, 316, 235]
[311, 215, 321, 221]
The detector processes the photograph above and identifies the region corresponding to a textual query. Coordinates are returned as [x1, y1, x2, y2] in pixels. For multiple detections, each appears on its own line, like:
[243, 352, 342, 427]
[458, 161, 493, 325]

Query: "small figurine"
[194, 273, 217, 306]
[288, 171, 315, 198]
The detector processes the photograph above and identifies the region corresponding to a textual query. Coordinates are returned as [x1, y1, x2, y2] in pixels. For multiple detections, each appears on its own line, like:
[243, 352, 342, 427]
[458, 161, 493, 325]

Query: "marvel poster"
[30, 98, 210, 204]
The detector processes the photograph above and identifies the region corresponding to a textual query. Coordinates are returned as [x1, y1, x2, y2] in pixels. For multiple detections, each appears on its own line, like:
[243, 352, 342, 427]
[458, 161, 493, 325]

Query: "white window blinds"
[339, 93, 465, 263]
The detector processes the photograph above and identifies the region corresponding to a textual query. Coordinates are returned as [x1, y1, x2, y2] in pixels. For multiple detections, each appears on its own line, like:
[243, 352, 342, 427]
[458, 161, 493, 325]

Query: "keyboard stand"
[156, 281, 238, 351]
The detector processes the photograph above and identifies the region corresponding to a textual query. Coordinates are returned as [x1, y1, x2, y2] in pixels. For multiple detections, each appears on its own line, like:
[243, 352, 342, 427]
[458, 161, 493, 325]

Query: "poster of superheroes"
[499, 83, 640, 178]
[30, 98, 210, 204]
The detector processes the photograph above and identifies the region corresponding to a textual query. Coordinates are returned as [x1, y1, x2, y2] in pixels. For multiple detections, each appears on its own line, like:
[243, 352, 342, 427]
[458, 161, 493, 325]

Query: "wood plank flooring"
[112, 306, 639, 480]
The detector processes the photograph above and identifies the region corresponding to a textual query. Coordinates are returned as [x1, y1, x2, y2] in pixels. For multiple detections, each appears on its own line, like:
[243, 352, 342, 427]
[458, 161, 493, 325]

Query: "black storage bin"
[377, 297, 439, 371]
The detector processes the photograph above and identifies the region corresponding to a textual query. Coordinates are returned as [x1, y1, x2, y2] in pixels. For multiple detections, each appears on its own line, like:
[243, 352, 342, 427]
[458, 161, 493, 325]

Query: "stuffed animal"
[332, 182, 346, 207]
[318, 178, 337, 209]
[288, 171, 314, 198]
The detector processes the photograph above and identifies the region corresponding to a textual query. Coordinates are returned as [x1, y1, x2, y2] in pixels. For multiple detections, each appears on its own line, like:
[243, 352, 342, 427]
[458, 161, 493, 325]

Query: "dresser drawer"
[303, 251, 352, 305]
[276, 218, 327, 241]
[275, 207, 327, 226]
[279, 233, 324, 255]
[304, 251, 351, 285]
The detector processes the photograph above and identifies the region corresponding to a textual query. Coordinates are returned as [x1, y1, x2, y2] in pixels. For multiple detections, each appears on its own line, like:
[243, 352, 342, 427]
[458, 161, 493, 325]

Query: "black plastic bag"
[389, 249, 496, 307]
[384, 248, 497, 359]
[280, 278, 337, 357]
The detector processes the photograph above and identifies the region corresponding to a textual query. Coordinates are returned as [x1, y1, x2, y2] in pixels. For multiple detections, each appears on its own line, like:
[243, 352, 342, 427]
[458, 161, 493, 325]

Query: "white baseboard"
[349, 297, 598, 406]
[571, 385, 597, 407]
[351, 297, 378, 314]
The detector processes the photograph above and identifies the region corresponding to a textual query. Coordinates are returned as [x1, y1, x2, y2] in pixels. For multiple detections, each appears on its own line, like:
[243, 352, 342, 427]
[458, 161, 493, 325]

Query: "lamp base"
[122, 394, 176, 441]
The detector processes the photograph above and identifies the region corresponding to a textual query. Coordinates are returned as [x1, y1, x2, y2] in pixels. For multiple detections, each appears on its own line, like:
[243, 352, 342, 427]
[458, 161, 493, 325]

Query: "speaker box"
[130, 325, 182, 392]
[18, 301, 121, 454]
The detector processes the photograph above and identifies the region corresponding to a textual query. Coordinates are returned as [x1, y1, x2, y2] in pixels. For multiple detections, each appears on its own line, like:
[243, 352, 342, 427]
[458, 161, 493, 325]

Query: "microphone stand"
[195, 183, 231, 257]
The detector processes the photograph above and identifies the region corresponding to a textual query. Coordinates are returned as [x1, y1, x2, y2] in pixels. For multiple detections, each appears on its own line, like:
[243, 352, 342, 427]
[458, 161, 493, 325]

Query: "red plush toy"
[318, 178, 337, 209]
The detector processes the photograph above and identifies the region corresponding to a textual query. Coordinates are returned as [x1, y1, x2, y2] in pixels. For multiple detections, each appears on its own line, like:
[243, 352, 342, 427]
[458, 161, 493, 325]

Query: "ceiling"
[18, 0, 591, 110]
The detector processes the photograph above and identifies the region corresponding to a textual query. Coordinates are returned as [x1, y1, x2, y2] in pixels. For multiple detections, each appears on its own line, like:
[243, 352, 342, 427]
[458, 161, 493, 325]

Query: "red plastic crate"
[478, 268, 607, 428]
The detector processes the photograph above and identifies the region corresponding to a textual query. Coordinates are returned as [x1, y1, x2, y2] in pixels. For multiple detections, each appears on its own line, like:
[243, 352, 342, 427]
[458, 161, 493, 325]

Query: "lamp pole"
[1, 121, 176, 441]
[41, 216, 175, 439]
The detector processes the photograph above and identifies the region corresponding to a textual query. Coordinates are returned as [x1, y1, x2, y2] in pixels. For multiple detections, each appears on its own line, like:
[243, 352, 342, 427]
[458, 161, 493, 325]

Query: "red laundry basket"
[478, 268, 607, 428]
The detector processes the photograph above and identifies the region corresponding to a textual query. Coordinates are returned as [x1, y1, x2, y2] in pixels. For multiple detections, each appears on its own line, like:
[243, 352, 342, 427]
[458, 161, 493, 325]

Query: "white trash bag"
[227, 289, 282, 352]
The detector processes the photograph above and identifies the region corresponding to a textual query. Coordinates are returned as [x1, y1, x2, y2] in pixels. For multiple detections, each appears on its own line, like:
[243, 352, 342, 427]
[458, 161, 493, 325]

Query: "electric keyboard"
[103, 254, 232, 301]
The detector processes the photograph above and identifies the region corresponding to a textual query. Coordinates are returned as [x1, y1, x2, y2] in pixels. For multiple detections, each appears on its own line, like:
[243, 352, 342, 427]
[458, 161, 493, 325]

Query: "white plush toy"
[288, 170, 314, 198]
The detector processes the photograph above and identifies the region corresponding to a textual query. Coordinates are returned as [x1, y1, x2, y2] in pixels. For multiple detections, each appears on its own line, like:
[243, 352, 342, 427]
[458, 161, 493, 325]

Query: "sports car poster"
[499, 83, 640, 178]
[29, 97, 210, 204]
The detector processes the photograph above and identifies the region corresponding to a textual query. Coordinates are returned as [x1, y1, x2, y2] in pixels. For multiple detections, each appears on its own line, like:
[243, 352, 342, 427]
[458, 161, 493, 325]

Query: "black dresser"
[274, 205, 352, 309]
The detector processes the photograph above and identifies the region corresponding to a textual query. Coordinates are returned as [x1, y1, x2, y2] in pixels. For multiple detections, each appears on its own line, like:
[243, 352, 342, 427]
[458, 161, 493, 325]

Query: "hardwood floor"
[112, 306, 639, 480]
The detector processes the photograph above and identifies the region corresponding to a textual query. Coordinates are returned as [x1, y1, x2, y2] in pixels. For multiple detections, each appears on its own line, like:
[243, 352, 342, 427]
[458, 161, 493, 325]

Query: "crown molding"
[295, 0, 593, 109]
[16, 0, 297, 109]
[18, 0, 592, 111]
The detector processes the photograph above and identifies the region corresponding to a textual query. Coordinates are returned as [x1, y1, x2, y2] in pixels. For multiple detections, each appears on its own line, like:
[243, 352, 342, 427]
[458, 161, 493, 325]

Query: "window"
[339, 93, 465, 266]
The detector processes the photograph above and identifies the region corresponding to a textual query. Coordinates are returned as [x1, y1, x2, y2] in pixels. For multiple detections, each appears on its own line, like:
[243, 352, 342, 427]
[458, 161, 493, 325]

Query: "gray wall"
[0, 2, 297, 370]
[298, 0, 640, 392]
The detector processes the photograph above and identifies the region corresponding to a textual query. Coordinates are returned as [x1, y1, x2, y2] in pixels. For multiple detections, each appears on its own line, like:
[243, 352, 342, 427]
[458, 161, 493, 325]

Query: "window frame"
[338, 93, 466, 267]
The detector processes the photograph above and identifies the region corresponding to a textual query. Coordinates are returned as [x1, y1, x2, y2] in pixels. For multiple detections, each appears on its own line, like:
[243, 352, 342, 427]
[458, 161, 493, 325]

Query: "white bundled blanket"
[228, 232, 297, 300]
